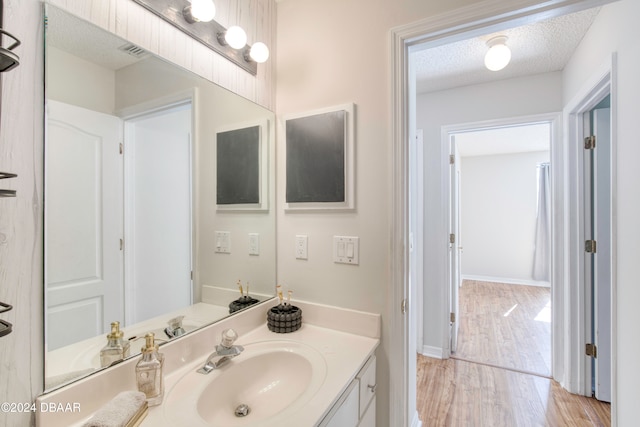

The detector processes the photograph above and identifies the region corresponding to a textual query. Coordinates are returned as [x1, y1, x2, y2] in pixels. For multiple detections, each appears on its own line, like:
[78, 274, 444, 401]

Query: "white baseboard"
[421, 345, 447, 359]
[411, 411, 423, 427]
[461, 274, 550, 288]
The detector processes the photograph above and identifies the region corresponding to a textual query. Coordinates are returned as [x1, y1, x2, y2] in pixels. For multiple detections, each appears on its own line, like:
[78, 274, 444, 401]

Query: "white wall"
[562, 1, 640, 424]
[460, 151, 550, 283]
[46, 46, 115, 114]
[416, 72, 562, 353]
[276, 0, 490, 424]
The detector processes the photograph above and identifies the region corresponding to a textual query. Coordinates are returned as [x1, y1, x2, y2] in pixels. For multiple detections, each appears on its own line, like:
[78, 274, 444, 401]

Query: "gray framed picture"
[216, 119, 269, 211]
[284, 103, 355, 211]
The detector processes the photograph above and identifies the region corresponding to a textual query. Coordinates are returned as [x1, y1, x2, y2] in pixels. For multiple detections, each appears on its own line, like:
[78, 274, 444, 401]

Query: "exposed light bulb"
[192, 0, 216, 22]
[225, 26, 247, 49]
[249, 42, 270, 63]
[484, 36, 511, 71]
[184, 0, 215, 23]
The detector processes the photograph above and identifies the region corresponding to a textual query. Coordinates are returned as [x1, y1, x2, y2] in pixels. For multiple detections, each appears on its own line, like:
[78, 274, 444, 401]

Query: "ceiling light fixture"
[484, 35, 511, 71]
[131, 0, 269, 75]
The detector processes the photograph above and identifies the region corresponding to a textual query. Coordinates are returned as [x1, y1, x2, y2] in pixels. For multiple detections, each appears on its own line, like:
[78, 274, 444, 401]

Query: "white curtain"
[532, 162, 551, 281]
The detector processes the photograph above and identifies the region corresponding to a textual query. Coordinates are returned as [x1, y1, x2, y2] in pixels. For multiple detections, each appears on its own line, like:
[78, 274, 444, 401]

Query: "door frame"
[439, 114, 562, 363]
[389, 1, 618, 426]
[563, 56, 616, 399]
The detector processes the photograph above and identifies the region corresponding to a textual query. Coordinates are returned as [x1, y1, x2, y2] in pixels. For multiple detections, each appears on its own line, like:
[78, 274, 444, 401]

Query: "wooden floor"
[417, 356, 611, 427]
[416, 280, 610, 426]
[455, 280, 552, 377]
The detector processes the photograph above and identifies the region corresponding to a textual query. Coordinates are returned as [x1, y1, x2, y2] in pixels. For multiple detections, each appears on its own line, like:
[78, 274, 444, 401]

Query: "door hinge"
[450, 312, 456, 323]
[586, 343, 598, 358]
[190, 270, 193, 280]
[120, 238, 124, 251]
[585, 239, 597, 253]
[584, 135, 596, 150]
[119, 143, 123, 154]
[449, 233, 455, 244]
[449, 154, 455, 165]
[401, 299, 407, 315]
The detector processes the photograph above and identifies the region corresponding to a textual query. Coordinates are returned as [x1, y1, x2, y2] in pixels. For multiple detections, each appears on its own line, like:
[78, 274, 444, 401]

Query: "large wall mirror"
[44, 5, 276, 391]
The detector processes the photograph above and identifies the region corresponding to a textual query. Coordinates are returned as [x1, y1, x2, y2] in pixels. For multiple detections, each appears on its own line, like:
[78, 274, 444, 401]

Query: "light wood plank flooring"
[455, 280, 551, 377]
[417, 355, 611, 427]
[416, 280, 610, 426]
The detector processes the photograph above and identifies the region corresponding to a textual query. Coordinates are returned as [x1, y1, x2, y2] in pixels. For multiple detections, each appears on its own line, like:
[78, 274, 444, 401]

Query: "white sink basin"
[163, 340, 327, 427]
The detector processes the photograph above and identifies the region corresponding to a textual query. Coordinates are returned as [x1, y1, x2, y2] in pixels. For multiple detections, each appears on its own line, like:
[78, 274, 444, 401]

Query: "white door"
[449, 135, 461, 353]
[124, 103, 192, 324]
[593, 106, 612, 402]
[46, 100, 124, 350]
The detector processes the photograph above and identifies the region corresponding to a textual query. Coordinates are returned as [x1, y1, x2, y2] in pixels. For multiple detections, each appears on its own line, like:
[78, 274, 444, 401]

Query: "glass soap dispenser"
[136, 333, 164, 406]
[99, 321, 131, 367]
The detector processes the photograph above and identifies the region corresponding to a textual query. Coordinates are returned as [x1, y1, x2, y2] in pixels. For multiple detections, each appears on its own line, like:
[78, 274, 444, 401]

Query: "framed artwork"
[216, 119, 269, 211]
[284, 103, 355, 211]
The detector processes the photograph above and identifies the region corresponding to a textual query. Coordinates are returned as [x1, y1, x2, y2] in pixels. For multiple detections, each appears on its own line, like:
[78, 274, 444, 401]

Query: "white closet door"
[46, 100, 124, 351]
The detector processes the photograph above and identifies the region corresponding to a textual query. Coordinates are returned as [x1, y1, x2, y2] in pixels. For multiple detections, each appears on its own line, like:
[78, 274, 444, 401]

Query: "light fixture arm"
[131, 0, 258, 75]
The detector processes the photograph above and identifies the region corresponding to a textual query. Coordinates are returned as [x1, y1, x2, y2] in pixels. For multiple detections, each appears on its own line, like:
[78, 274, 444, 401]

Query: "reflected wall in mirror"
[44, 5, 276, 391]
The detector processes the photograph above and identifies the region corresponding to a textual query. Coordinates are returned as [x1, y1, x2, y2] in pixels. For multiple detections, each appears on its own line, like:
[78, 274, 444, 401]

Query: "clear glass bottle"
[136, 333, 164, 406]
[99, 321, 131, 368]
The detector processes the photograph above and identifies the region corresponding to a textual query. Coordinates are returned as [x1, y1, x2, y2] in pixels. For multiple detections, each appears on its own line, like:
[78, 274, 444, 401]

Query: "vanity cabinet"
[319, 355, 377, 427]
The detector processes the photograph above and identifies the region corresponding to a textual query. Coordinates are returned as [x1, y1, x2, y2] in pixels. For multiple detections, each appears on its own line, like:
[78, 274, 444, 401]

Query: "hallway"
[416, 280, 610, 426]
[416, 355, 611, 426]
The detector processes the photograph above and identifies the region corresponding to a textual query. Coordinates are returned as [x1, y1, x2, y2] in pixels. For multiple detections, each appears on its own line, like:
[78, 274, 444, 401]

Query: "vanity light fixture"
[183, 0, 215, 23]
[484, 35, 511, 71]
[221, 26, 247, 50]
[131, 0, 270, 75]
[247, 42, 269, 64]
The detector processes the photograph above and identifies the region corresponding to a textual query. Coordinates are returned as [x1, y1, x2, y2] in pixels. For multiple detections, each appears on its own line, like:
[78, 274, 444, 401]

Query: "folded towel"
[82, 391, 148, 427]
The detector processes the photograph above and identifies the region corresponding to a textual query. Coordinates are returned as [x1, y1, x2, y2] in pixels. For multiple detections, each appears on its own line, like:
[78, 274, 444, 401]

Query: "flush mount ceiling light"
[132, 0, 270, 75]
[484, 35, 511, 71]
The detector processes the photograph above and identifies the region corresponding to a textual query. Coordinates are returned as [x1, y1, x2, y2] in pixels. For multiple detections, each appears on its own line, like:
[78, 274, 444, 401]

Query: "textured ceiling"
[46, 7, 146, 70]
[413, 7, 600, 93]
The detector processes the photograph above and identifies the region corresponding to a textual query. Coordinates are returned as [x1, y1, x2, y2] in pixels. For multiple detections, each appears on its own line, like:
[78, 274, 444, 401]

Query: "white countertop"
[37, 299, 380, 427]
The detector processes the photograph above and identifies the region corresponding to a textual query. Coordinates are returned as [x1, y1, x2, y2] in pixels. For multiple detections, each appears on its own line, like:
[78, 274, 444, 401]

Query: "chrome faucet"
[197, 328, 244, 374]
[164, 315, 186, 339]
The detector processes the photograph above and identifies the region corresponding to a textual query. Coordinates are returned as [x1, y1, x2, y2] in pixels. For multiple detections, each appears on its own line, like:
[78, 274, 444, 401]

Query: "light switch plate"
[215, 231, 231, 253]
[295, 235, 308, 260]
[334, 236, 359, 265]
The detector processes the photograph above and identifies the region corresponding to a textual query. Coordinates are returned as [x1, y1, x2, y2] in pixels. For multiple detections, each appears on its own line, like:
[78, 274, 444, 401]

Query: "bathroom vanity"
[36, 299, 380, 427]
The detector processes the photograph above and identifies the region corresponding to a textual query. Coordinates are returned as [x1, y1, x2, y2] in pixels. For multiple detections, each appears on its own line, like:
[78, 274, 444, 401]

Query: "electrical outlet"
[249, 233, 260, 256]
[295, 235, 308, 260]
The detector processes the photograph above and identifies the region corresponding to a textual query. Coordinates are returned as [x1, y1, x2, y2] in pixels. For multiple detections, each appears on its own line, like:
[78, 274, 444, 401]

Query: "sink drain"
[235, 404, 251, 417]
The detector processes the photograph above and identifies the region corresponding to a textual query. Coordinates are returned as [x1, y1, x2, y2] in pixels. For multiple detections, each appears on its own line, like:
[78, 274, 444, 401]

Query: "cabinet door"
[358, 396, 376, 427]
[322, 381, 359, 427]
[357, 356, 376, 417]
